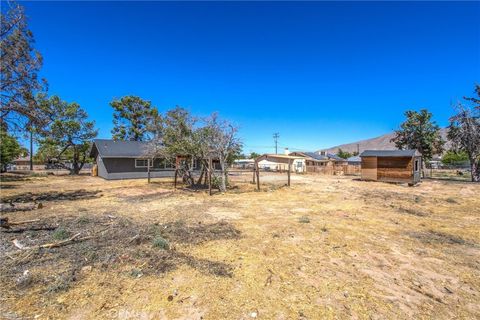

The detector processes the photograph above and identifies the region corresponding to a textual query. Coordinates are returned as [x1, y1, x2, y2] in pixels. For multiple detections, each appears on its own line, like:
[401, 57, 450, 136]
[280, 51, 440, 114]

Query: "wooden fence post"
[174, 169, 178, 189]
[256, 162, 260, 191]
[287, 160, 291, 186]
[147, 159, 151, 184]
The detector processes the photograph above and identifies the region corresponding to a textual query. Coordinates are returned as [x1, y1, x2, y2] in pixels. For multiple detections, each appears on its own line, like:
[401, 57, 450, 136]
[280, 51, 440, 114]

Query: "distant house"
[359, 150, 422, 185]
[255, 153, 306, 172]
[346, 155, 361, 165]
[90, 139, 178, 180]
[232, 159, 255, 169]
[288, 151, 330, 172]
[10, 156, 43, 171]
[323, 152, 348, 165]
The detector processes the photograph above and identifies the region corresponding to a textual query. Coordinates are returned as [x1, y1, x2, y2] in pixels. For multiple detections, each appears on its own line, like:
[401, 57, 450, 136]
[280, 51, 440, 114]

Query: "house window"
[135, 159, 152, 168]
[414, 159, 419, 172]
[157, 158, 174, 169]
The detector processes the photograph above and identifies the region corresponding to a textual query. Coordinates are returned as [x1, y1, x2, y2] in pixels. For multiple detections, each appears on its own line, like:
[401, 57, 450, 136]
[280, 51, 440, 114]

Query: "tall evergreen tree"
[391, 109, 445, 162]
[0, 2, 47, 131]
[38, 95, 97, 174]
[110, 96, 156, 141]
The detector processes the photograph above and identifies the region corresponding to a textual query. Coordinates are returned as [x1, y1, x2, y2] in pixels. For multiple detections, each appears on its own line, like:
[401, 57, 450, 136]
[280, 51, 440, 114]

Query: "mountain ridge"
[318, 128, 449, 154]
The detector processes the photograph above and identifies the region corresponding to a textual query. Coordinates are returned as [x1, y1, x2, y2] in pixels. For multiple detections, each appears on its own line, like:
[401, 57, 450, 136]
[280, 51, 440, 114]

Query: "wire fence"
[424, 163, 472, 182]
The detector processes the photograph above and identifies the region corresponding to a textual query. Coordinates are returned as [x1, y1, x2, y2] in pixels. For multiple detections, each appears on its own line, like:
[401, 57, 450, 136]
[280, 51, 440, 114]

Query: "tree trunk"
[196, 161, 207, 185]
[220, 160, 227, 192]
[471, 158, 480, 182]
[71, 145, 80, 175]
[421, 160, 427, 179]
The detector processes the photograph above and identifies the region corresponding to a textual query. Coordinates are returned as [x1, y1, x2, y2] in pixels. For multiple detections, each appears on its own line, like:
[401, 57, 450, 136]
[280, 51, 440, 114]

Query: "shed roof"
[90, 139, 150, 158]
[359, 150, 421, 157]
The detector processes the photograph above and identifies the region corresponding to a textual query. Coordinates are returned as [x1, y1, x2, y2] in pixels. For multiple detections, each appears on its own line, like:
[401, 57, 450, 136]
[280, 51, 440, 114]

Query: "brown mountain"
[318, 128, 449, 154]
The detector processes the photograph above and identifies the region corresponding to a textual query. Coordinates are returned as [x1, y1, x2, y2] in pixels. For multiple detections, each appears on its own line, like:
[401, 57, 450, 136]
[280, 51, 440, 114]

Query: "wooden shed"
[359, 150, 422, 185]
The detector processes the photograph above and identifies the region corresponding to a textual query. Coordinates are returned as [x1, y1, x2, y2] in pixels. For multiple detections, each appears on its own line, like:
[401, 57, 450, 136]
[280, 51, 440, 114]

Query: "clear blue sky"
[20, 1, 480, 154]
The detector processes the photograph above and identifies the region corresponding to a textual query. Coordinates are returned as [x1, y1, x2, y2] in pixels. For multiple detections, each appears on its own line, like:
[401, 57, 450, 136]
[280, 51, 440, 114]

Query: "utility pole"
[273, 133, 279, 154]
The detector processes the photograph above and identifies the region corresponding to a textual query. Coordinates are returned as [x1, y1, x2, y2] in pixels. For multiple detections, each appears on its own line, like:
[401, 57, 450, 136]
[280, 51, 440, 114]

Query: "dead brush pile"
[0, 215, 241, 296]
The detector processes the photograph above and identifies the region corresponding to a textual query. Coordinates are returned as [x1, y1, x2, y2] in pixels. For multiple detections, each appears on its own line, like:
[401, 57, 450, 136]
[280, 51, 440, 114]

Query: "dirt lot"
[0, 173, 479, 319]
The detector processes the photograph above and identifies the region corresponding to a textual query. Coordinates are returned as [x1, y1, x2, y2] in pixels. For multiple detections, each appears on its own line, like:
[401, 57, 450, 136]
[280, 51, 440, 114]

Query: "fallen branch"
[2, 226, 57, 233]
[40, 233, 82, 249]
[12, 233, 94, 251]
[0, 203, 42, 213]
[12, 239, 29, 250]
[1, 217, 41, 229]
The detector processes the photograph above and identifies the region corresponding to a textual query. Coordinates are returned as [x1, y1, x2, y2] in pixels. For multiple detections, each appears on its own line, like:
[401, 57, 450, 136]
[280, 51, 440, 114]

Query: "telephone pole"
[273, 133, 280, 154]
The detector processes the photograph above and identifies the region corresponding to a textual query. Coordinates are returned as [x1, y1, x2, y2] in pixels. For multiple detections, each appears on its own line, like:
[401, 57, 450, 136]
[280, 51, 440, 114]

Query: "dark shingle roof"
[326, 153, 346, 161]
[303, 152, 329, 161]
[360, 150, 421, 157]
[90, 139, 150, 158]
[346, 156, 361, 162]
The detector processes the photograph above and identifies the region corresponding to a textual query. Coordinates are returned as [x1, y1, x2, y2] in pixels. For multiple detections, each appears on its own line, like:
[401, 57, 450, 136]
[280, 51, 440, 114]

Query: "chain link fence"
[424, 162, 472, 181]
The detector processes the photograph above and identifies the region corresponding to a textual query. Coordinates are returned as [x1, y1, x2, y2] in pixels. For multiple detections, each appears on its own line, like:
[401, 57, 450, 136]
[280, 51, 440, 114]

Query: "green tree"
[1, 2, 47, 131]
[391, 109, 445, 163]
[110, 96, 156, 141]
[441, 150, 469, 166]
[0, 129, 23, 172]
[34, 139, 60, 163]
[249, 152, 260, 159]
[38, 96, 97, 174]
[147, 106, 199, 185]
[337, 148, 352, 159]
[448, 85, 480, 182]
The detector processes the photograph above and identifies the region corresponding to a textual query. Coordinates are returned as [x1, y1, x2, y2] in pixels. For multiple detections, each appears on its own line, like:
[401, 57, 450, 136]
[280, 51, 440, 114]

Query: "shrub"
[77, 215, 90, 224]
[52, 228, 70, 240]
[152, 236, 169, 250]
[298, 216, 310, 223]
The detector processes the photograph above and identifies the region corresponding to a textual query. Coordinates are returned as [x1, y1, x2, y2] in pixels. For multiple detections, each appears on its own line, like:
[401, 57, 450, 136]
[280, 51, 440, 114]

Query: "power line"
[273, 133, 280, 154]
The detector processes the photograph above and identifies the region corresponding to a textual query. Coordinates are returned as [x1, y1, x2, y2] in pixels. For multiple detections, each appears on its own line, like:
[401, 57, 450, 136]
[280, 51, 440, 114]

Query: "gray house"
[90, 139, 177, 180]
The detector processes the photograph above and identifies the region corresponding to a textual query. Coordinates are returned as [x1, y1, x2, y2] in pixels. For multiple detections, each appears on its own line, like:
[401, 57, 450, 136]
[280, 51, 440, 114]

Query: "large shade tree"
[391, 109, 445, 164]
[448, 85, 480, 182]
[0, 2, 47, 131]
[38, 95, 97, 174]
[110, 96, 156, 141]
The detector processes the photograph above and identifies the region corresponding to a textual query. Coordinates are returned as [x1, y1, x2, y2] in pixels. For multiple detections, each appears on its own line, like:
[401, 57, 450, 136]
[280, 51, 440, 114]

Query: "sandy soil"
[0, 173, 479, 319]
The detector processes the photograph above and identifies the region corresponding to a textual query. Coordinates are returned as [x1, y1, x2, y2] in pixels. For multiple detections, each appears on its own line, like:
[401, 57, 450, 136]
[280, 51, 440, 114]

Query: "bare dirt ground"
[0, 173, 479, 319]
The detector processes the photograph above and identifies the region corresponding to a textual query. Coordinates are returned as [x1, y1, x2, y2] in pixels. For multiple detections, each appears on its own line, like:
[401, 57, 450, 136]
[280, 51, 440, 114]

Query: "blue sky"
[20, 1, 480, 154]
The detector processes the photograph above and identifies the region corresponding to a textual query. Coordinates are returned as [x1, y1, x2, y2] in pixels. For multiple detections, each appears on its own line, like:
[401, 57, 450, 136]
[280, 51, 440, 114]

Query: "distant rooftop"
[360, 150, 421, 157]
[346, 155, 361, 162]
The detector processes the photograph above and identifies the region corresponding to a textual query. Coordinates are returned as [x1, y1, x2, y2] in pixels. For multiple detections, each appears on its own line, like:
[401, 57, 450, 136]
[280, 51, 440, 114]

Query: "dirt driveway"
[1, 173, 479, 319]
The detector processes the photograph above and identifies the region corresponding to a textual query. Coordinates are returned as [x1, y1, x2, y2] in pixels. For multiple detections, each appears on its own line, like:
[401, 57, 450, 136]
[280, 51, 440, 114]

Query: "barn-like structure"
[360, 150, 422, 185]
